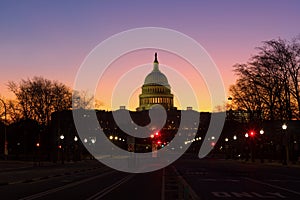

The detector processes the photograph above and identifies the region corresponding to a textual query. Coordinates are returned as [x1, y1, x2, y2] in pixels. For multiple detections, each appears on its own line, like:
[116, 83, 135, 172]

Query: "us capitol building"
[136, 53, 175, 111]
[51, 53, 210, 155]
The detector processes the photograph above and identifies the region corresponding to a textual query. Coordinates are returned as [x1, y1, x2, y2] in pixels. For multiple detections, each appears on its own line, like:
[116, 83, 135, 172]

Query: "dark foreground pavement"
[174, 158, 300, 200]
[1, 158, 300, 200]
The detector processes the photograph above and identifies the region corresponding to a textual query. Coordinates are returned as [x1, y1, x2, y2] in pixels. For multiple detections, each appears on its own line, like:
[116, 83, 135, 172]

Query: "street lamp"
[282, 123, 288, 165]
[282, 124, 287, 130]
[232, 135, 238, 159]
[228, 97, 233, 120]
[90, 137, 96, 160]
[245, 133, 249, 138]
[0, 99, 8, 159]
[73, 136, 79, 161]
[59, 134, 65, 164]
[228, 97, 233, 109]
[260, 129, 264, 135]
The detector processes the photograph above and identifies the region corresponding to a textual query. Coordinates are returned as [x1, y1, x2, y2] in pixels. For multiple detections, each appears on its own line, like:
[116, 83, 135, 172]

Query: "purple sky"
[0, 0, 299, 110]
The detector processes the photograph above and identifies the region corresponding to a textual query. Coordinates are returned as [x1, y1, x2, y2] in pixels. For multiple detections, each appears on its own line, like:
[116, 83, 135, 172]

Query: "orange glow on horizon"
[95, 49, 216, 112]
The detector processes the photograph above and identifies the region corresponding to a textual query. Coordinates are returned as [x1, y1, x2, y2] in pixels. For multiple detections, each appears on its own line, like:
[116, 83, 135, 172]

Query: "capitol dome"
[144, 66, 170, 86]
[136, 53, 174, 111]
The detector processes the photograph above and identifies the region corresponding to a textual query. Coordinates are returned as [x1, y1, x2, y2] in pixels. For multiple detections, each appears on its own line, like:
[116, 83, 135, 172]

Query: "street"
[174, 158, 300, 199]
[1, 158, 300, 200]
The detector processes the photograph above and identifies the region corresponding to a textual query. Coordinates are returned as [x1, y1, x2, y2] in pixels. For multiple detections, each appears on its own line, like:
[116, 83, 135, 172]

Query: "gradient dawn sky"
[0, 1, 300, 111]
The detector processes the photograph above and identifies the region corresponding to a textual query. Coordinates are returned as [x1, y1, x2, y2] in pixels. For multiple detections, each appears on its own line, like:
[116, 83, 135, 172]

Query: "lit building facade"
[137, 53, 174, 111]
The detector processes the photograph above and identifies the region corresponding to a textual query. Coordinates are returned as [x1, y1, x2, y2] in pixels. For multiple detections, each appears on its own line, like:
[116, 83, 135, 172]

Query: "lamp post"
[91, 137, 96, 160]
[0, 99, 8, 160]
[282, 124, 288, 165]
[224, 138, 229, 159]
[259, 129, 265, 163]
[73, 136, 78, 161]
[36, 142, 41, 166]
[60, 134, 64, 164]
[233, 135, 238, 159]
[244, 133, 251, 161]
[227, 97, 233, 120]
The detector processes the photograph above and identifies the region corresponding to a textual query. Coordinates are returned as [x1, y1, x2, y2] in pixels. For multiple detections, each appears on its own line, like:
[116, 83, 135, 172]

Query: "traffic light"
[250, 131, 255, 137]
[58, 145, 62, 149]
[36, 143, 40, 147]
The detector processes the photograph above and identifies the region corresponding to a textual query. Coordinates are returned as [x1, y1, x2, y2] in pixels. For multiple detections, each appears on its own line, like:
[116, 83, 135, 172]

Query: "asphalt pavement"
[0, 158, 300, 200]
[174, 158, 300, 200]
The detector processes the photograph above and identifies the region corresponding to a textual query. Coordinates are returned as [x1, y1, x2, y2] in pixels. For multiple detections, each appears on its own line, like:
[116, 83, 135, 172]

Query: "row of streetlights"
[109, 135, 126, 142]
[59, 135, 78, 142]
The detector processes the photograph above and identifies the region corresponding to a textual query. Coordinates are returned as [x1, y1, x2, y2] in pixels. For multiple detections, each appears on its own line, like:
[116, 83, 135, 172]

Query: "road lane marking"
[172, 166, 200, 200]
[245, 177, 300, 196]
[211, 192, 286, 198]
[86, 174, 135, 200]
[19, 170, 115, 200]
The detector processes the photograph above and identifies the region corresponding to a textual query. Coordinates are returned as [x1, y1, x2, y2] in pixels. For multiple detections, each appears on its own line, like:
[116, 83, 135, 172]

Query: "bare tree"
[72, 90, 94, 109]
[0, 96, 7, 123]
[8, 77, 72, 125]
[6, 99, 22, 123]
[230, 37, 300, 120]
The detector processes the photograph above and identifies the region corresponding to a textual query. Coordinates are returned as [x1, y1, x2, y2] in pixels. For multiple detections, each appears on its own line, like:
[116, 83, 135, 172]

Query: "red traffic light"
[58, 145, 62, 149]
[250, 131, 255, 137]
[155, 132, 159, 136]
[36, 143, 40, 147]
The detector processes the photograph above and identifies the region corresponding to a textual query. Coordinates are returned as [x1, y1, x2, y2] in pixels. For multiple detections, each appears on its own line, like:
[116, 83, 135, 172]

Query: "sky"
[0, 0, 300, 111]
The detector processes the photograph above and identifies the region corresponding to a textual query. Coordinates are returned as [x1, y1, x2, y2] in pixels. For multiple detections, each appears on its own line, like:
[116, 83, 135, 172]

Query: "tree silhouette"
[230, 37, 300, 120]
[8, 77, 72, 125]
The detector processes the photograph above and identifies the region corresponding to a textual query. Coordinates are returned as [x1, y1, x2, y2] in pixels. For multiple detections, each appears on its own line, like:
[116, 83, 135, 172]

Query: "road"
[174, 158, 300, 199]
[1, 158, 300, 199]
